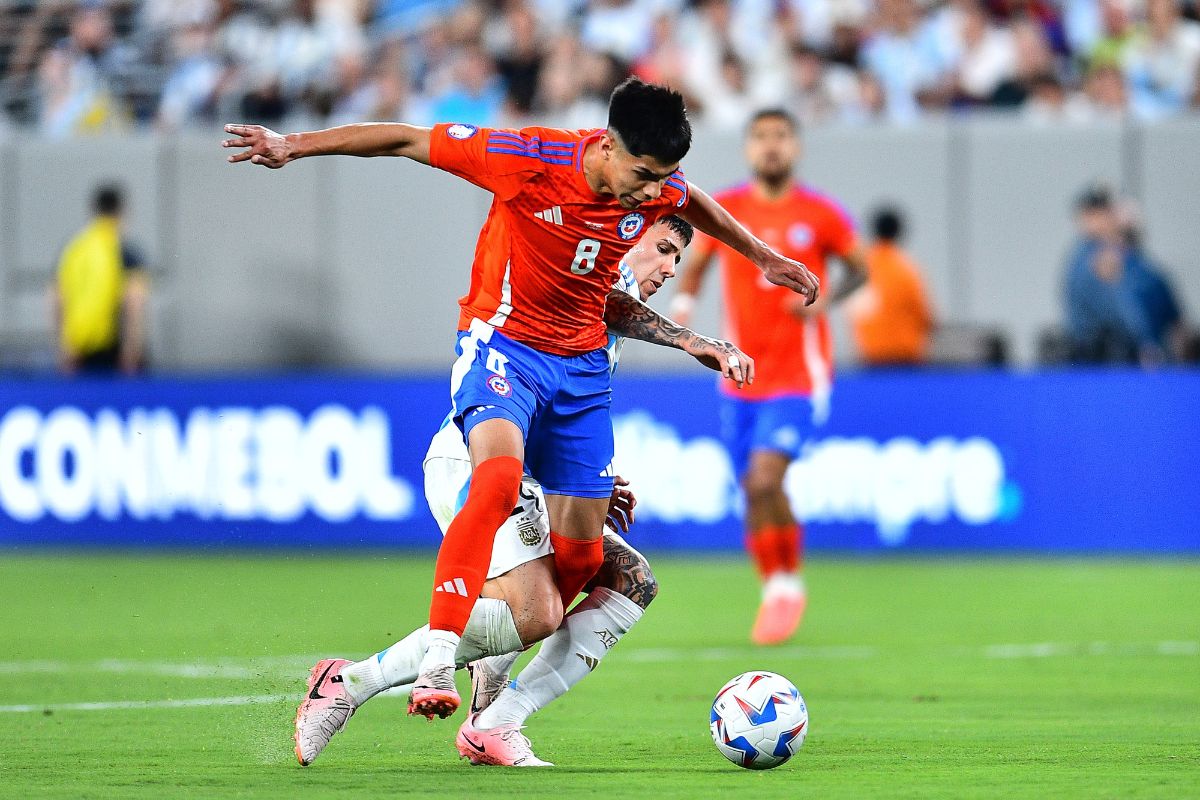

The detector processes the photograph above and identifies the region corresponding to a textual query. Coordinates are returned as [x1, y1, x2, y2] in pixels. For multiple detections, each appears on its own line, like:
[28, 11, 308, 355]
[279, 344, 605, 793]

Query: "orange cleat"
[750, 591, 807, 646]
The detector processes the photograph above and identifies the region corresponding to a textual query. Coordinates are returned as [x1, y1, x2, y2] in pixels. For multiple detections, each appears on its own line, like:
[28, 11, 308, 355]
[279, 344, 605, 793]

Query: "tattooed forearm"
[591, 535, 659, 610]
[604, 290, 698, 351]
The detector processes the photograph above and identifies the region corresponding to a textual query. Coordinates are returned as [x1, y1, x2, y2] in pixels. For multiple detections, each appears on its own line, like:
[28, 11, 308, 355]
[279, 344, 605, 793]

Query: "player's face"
[625, 222, 686, 299]
[745, 116, 800, 183]
[602, 134, 680, 210]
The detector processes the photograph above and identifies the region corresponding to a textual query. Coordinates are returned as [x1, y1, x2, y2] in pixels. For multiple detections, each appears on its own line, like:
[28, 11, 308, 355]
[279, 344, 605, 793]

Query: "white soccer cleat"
[294, 658, 357, 766]
[456, 713, 554, 767]
[467, 660, 511, 715]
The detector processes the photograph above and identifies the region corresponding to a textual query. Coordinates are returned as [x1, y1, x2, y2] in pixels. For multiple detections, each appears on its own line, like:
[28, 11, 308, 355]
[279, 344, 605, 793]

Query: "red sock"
[745, 527, 782, 580]
[776, 522, 803, 573]
[550, 533, 604, 609]
[428, 455, 522, 636]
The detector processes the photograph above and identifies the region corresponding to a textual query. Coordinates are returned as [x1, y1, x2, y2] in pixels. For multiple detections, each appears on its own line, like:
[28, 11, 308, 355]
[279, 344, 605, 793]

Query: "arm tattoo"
[604, 290, 697, 352]
[592, 535, 659, 610]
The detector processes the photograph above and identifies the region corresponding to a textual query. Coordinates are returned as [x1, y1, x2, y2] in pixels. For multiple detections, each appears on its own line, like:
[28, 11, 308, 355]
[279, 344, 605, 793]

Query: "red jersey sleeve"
[662, 170, 691, 212]
[819, 196, 859, 257]
[428, 123, 543, 200]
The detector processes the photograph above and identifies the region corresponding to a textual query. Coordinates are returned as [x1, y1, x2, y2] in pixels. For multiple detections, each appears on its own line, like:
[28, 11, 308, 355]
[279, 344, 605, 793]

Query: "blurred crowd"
[1, 0, 1200, 137]
[1057, 182, 1194, 366]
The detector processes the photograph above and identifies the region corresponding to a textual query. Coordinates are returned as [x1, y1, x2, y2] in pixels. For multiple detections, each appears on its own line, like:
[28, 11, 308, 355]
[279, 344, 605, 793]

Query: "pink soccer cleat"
[407, 664, 461, 720]
[294, 658, 356, 766]
[467, 660, 511, 715]
[751, 591, 808, 646]
[455, 713, 553, 767]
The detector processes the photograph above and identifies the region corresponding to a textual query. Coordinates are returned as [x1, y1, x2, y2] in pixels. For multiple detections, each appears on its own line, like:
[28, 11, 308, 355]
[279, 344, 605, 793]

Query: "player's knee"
[514, 591, 563, 645]
[470, 455, 523, 508]
[742, 470, 784, 505]
[636, 563, 659, 610]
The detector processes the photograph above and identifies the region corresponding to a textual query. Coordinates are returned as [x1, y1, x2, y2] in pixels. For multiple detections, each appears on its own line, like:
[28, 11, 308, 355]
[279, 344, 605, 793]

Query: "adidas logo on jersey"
[434, 578, 469, 597]
[534, 206, 563, 225]
[576, 653, 599, 671]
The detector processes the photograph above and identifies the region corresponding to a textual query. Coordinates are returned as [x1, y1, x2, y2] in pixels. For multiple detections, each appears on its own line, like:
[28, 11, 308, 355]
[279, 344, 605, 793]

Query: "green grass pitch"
[1, 553, 1197, 799]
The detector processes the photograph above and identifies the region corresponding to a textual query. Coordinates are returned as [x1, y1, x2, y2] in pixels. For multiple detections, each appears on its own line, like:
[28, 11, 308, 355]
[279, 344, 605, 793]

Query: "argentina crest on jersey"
[617, 212, 646, 240]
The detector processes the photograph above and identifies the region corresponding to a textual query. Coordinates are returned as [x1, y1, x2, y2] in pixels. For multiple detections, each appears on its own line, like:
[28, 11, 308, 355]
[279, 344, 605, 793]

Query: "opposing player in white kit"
[295, 216, 754, 767]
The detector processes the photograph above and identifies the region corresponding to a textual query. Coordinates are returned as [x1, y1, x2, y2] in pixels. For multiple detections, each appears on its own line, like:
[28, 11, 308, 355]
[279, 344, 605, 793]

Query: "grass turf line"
[1, 554, 1197, 799]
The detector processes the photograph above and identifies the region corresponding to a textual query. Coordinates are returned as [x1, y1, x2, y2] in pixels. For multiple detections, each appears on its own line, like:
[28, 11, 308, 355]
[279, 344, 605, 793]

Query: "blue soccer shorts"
[449, 319, 614, 499]
[720, 393, 820, 478]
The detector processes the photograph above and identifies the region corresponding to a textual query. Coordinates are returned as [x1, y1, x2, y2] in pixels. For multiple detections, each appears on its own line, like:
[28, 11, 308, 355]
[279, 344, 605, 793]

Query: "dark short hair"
[872, 206, 904, 241]
[660, 214, 694, 248]
[1076, 182, 1114, 211]
[748, 107, 799, 134]
[607, 77, 691, 165]
[93, 183, 124, 216]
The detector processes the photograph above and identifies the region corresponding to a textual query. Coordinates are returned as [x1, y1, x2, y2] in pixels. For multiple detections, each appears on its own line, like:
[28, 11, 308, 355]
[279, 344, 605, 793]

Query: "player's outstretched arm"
[680, 184, 820, 304]
[604, 289, 754, 388]
[790, 245, 870, 317]
[223, 123, 433, 168]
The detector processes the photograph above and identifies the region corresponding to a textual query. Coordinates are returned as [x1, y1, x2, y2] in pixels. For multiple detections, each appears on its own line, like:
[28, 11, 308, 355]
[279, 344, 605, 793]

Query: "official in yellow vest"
[52, 184, 149, 374]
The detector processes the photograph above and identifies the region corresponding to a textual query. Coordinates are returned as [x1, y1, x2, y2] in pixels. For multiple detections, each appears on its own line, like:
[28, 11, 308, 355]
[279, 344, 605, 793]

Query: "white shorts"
[423, 456, 552, 580]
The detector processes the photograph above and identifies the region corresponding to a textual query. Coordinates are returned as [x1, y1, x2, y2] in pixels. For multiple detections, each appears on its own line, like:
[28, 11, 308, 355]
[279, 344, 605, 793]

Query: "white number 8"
[570, 239, 602, 275]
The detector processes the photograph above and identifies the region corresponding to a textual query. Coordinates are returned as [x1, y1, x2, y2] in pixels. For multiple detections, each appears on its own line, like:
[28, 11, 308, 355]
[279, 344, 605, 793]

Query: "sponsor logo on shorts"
[447, 123, 477, 139]
[576, 653, 599, 671]
[487, 374, 512, 398]
[618, 212, 645, 240]
[772, 426, 801, 450]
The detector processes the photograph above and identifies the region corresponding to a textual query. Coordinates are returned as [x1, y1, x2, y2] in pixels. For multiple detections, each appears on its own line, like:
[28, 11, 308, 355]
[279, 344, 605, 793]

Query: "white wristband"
[669, 292, 696, 318]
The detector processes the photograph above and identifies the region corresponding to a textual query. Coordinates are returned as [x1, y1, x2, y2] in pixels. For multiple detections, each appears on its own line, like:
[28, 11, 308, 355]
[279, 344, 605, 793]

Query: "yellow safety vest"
[57, 216, 125, 357]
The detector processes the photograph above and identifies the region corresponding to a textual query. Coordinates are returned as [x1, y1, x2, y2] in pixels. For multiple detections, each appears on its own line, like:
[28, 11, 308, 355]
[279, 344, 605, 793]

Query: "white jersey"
[425, 261, 641, 467]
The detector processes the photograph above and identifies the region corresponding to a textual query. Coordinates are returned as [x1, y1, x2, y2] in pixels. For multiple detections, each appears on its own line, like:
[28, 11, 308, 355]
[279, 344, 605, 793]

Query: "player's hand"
[605, 475, 637, 533]
[683, 336, 755, 388]
[786, 292, 829, 319]
[223, 124, 295, 168]
[758, 251, 820, 305]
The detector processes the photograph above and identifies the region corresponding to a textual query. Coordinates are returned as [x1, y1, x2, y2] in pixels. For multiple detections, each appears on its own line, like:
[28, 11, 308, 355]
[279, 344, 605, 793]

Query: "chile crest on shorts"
[487, 374, 512, 398]
[618, 212, 646, 240]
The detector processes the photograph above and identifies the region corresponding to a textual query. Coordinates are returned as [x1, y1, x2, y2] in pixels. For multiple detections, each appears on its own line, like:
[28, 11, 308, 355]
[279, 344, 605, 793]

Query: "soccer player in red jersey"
[224, 80, 819, 743]
[672, 108, 868, 645]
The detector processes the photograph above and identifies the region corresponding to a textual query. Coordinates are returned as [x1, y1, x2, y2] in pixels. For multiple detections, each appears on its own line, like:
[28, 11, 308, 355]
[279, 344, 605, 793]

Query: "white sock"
[763, 572, 805, 600]
[474, 587, 642, 730]
[341, 598, 522, 705]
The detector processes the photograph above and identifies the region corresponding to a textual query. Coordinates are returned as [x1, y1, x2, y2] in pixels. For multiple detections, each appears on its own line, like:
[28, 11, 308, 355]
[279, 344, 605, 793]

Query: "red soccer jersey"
[693, 182, 857, 400]
[429, 123, 690, 356]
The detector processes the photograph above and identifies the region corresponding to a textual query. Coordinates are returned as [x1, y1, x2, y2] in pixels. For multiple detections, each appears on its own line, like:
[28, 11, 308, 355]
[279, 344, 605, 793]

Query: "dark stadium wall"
[1, 120, 1199, 371]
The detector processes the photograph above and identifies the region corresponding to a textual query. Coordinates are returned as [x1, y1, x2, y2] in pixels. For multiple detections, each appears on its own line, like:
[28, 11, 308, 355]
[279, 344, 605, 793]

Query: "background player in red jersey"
[672, 108, 868, 646]
[225, 82, 818, 752]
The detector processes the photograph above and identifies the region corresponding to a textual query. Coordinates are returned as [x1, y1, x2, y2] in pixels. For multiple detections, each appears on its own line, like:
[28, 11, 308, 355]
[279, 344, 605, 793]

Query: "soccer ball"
[709, 671, 808, 770]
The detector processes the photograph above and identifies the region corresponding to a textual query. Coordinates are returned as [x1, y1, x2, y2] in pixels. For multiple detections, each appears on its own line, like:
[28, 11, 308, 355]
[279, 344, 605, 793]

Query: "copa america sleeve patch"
[447, 124, 478, 140]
